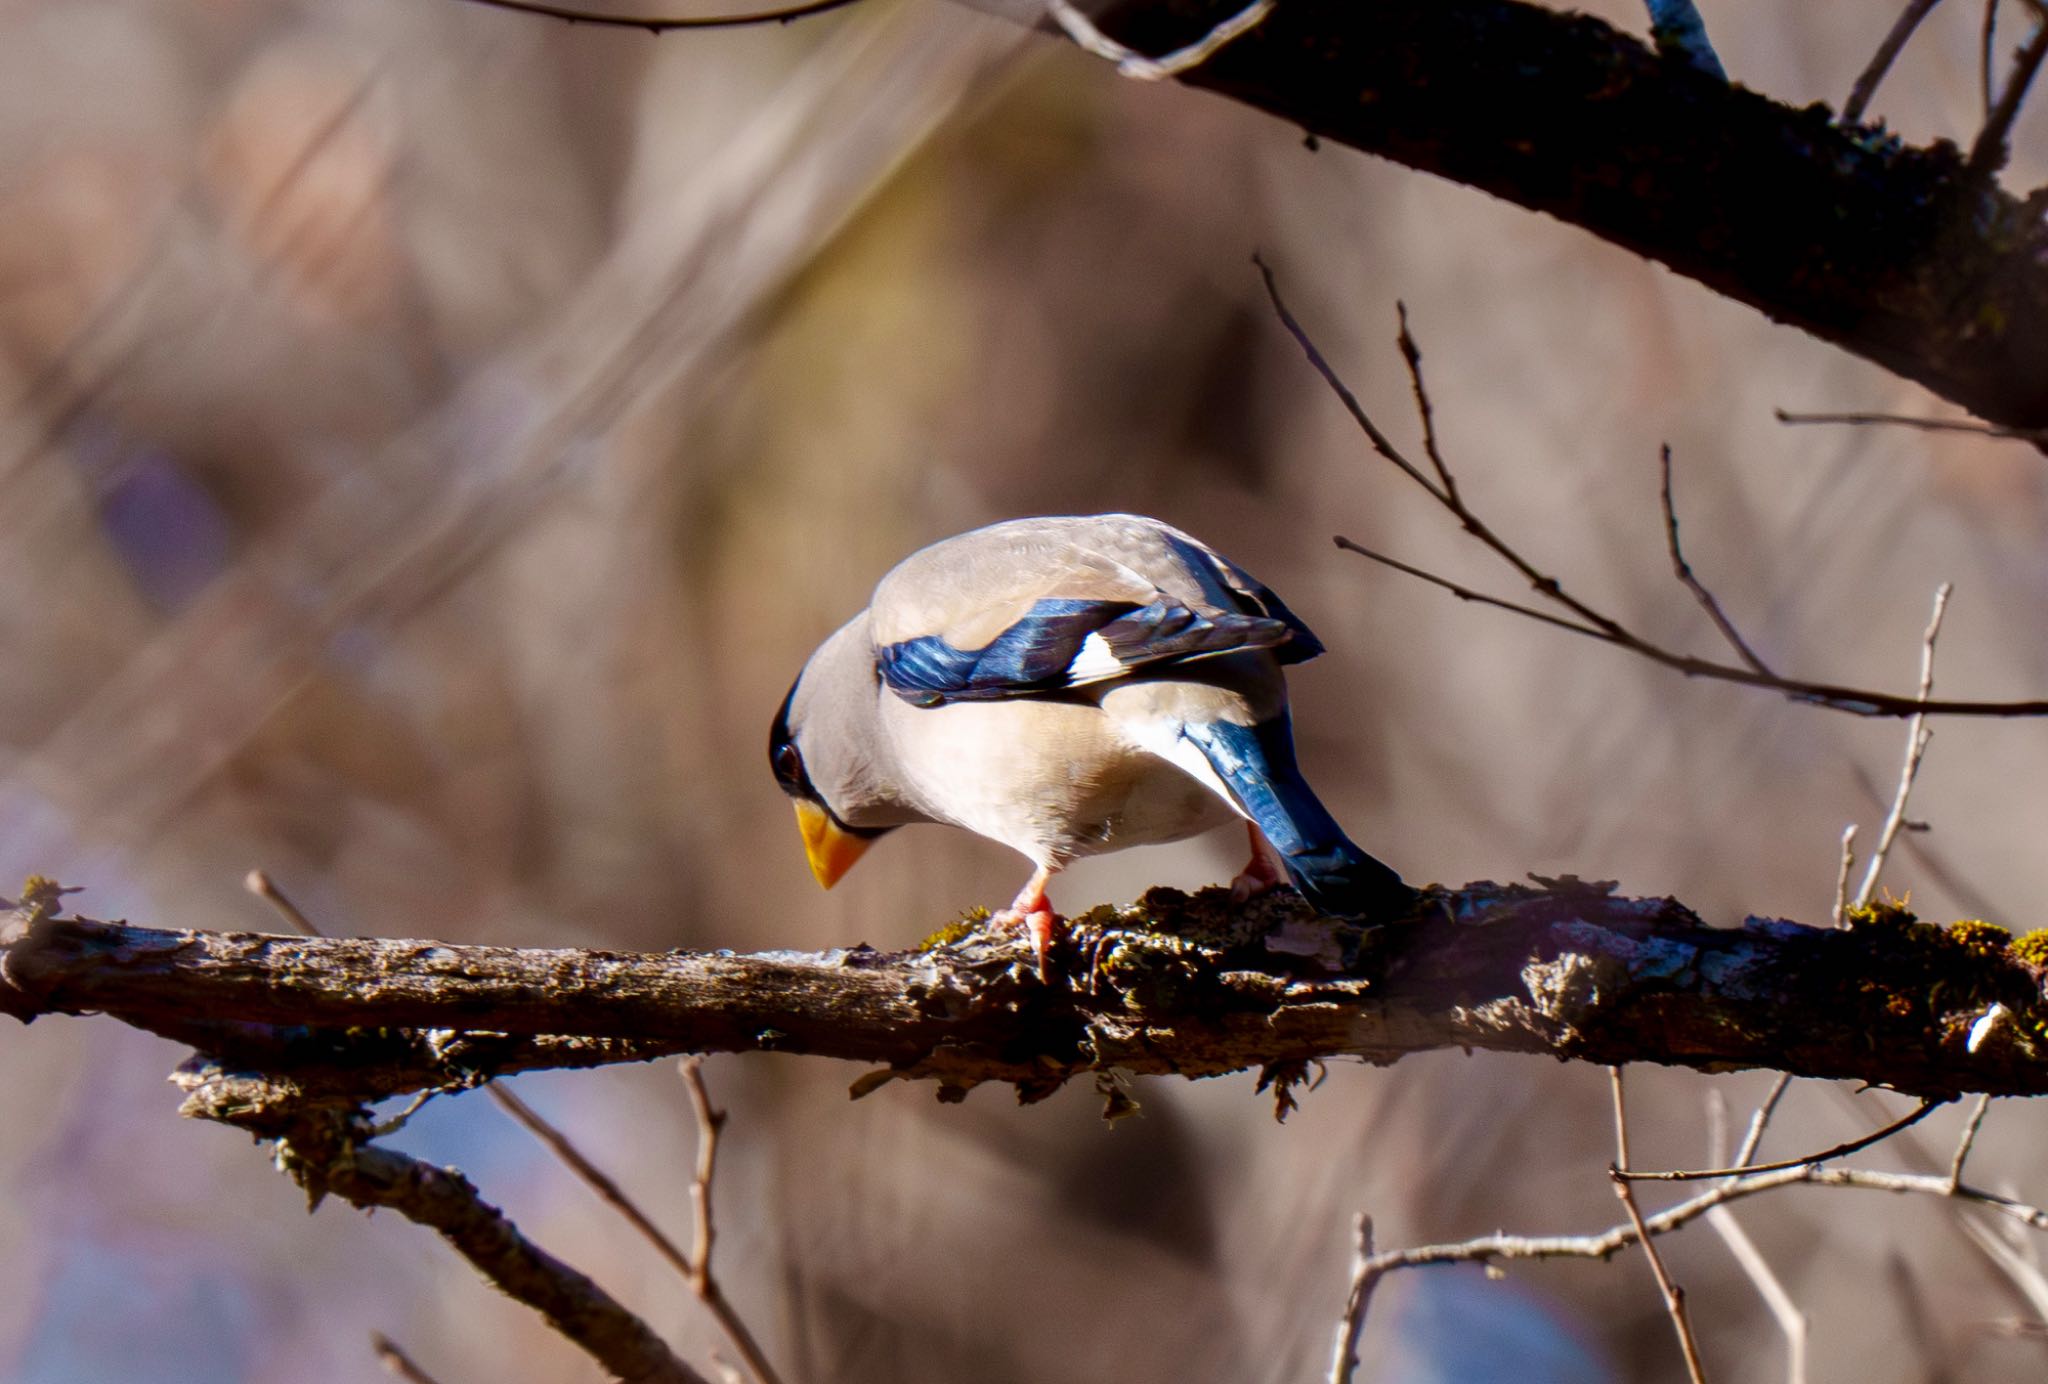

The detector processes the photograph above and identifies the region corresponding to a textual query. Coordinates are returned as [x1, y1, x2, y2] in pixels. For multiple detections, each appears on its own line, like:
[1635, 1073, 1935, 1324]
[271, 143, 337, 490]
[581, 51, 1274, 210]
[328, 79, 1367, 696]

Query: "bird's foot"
[991, 904, 1063, 978]
[1230, 823, 1290, 902]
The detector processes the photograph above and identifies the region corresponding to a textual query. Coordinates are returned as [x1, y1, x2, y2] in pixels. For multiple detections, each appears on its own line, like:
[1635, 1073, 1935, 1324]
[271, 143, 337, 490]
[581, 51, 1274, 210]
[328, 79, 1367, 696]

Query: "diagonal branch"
[277, 1111, 711, 1384]
[952, 0, 2048, 437]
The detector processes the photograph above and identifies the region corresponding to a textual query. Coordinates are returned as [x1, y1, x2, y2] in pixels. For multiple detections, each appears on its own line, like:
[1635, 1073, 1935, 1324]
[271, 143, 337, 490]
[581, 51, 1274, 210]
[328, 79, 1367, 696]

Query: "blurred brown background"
[3, 1, 2048, 1379]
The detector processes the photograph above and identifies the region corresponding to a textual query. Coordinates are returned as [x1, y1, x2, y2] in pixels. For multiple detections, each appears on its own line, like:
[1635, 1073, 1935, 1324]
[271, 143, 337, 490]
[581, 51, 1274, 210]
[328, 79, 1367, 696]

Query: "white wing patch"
[1066, 631, 1129, 683]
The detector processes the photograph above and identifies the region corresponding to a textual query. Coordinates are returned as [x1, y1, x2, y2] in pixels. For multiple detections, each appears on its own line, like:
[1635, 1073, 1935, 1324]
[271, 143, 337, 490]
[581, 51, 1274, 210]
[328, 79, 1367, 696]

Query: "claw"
[1229, 822, 1290, 902]
[993, 863, 1063, 979]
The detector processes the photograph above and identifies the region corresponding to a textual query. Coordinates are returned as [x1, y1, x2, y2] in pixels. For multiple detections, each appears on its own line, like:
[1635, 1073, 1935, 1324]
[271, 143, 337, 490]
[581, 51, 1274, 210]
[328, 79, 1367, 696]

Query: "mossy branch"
[5, 879, 2048, 1135]
[969, 0, 2048, 436]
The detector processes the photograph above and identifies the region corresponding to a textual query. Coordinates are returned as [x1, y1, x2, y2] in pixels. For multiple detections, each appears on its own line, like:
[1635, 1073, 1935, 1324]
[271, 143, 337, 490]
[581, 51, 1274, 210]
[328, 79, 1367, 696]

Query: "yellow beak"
[795, 800, 872, 889]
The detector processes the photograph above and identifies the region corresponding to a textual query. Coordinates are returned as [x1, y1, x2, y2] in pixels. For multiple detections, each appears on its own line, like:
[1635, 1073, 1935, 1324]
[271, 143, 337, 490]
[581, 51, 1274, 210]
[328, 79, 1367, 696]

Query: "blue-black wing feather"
[878, 596, 1297, 706]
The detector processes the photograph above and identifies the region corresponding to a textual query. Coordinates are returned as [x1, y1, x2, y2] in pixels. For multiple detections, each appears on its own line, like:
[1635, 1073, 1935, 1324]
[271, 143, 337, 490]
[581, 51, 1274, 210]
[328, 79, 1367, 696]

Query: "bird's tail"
[1181, 717, 1412, 916]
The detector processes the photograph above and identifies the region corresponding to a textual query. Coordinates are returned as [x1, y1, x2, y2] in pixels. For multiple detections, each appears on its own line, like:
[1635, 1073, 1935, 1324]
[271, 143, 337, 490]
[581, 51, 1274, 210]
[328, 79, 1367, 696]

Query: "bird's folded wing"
[870, 516, 1322, 706]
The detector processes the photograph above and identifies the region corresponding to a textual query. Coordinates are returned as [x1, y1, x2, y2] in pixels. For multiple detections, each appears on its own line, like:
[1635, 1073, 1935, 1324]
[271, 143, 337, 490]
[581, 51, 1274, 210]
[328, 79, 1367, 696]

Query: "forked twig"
[1253, 261, 2048, 718]
[1660, 445, 1774, 676]
[1618, 1098, 1943, 1181]
[1046, 0, 1275, 80]
[1972, 1, 2048, 173]
[1327, 1214, 1377, 1384]
[1610, 1068, 1711, 1384]
[679, 1059, 784, 1384]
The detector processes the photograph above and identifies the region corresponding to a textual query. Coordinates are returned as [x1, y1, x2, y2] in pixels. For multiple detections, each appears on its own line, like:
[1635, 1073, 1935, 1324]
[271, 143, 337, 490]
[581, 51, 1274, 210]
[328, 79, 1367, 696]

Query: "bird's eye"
[773, 742, 803, 787]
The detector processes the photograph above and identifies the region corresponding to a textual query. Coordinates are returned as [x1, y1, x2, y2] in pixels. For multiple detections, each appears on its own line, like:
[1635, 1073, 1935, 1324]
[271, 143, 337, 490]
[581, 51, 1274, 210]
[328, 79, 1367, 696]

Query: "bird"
[768, 513, 1411, 972]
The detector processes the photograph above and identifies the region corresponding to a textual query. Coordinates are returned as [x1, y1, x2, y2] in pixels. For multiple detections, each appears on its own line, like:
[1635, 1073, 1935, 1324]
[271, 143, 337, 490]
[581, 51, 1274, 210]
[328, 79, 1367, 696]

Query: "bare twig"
[448, 0, 865, 33]
[373, 1334, 446, 1384]
[1855, 585, 1953, 908]
[1986, 0, 2003, 117]
[1395, 303, 1459, 503]
[1253, 267, 2048, 718]
[1046, 0, 1275, 80]
[1833, 825, 1859, 929]
[1619, 1098, 1943, 1181]
[1843, 0, 1949, 122]
[1609, 1068, 1711, 1384]
[1704, 1206, 1808, 1384]
[1971, 4, 2048, 174]
[1700, 1092, 1807, 1384]
[679, 1060, 784, 1384]
[1732, 1075, 1795, 1172]
[1660, 444, 1775, 676]
[1950, 1094, 1995, 1192]
[1328, 1213, 1377, 1384]
[1775, 407, 2048, 443]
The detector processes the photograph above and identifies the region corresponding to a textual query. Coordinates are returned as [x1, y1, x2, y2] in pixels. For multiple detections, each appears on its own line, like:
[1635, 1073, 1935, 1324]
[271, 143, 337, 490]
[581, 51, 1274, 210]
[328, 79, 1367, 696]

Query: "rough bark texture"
[7, 879, 2047, 1132]
[1001, 0, 2048, 433]
[275, 1113, 711, 1384]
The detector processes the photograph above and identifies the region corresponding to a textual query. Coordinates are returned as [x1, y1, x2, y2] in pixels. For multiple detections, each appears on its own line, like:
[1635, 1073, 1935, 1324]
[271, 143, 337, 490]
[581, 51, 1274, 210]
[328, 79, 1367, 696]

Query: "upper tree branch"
[971, 0, 2048, 435]
[7, 881, 2048, 1132]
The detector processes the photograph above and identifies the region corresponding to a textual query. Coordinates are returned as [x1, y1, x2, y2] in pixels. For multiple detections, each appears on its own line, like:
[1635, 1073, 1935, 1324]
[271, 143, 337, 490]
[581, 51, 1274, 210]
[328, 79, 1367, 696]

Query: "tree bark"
[958, 0, 2048, 436]
[6, 879, 2045, 1131]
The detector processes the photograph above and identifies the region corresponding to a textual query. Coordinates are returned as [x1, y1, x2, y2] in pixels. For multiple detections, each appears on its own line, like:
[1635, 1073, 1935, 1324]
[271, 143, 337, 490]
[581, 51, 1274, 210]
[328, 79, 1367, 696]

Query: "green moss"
[918, 910, 989, 951]
[2010, 930, 2048, 968]
[1841, 899, 1920, 932]
[1948, 918, 2012, 957]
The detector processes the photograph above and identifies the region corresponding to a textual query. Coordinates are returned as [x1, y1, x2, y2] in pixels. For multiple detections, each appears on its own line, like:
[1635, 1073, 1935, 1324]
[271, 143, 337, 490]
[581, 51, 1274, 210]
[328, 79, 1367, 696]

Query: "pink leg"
[992, 863, 1061, 976]
[1230, 822, 1289, 902]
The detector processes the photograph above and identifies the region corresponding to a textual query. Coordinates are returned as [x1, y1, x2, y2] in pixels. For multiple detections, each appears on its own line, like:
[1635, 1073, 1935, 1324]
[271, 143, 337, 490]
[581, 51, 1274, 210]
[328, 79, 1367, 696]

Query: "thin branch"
[279, 1118, 710, 1384]
[1046, 0, 1275, 80]
[1618, 1098, 1944, 1181]
[1351, 1162, 2048, 1327]
[1613, 1167, 1712, 1382]
[1659, 444, 1775, 676]
[1699, 1092, 1807, 1384]
[1328, 1213, 1377, 1384]
[1971, 4, 2048, 174]
[1395, 303, 1459, 503]
[1833, 826, 1859, 929]
[1986, 0, 2003, 118]
[1610, 1068, 1711, 1384]
[678, 1059, 784, 1384]
[1254, 271, 2048, 717]
[1855, 585, 1953, 908]
[1950, 1094, 1995, 1191]
[1843, 0, 1949, 123]
[373, 1334, 446, 1384]
[448, 0, 866, 33]
[1733, 1074, 1795, 1170]
[1775, 407, 2048, 443]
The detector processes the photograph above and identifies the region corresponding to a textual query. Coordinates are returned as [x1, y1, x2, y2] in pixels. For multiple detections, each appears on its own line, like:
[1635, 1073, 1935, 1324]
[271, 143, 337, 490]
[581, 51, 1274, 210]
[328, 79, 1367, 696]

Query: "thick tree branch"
[275, 1110, 711, 1384]
[967, 0, 2048, 435]
[8, 880, 2048, 1131]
